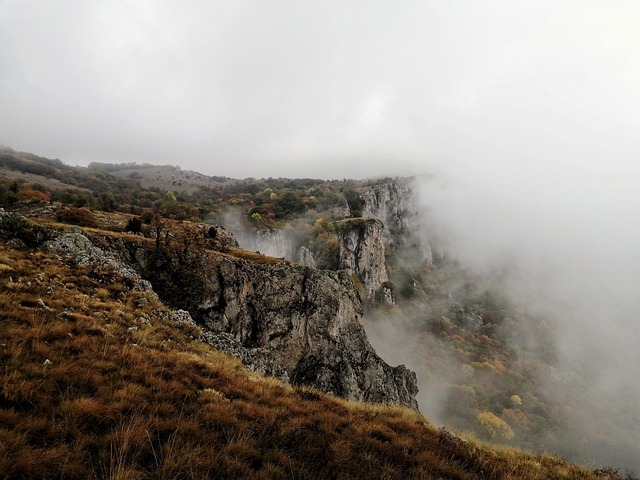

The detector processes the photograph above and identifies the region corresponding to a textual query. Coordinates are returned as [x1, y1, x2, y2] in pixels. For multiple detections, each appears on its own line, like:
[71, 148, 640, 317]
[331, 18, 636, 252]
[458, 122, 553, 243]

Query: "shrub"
[56, 207, 98, 227]
[0, 213, 51, 246]
[477, 411, 515, 441]
[18, 188, 51, 204]
[125, 216, 143, 233]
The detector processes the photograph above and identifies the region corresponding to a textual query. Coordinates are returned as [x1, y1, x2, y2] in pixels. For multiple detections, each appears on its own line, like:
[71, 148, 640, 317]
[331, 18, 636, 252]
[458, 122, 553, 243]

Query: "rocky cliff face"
[334, 218, 390, 301]
[357, 178, 433, 266]
[255, 229, 293, 258]
[30, 217, 415, 409]
[243, 229, 316, 268]
[136, 245, 417, 408]
[359, 180, 414, 235]
[4, 211, 417, 408]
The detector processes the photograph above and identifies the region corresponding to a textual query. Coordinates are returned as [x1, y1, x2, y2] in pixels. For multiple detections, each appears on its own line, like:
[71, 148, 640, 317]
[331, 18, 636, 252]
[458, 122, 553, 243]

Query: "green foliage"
[0, 179, 20, 206]
[0, 213, 52, 247]
[344, 188, 364, 218]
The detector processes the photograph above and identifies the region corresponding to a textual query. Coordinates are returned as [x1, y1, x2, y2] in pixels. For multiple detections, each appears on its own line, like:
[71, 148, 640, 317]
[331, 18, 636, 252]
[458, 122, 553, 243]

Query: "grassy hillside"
[0, 219, 623, 479]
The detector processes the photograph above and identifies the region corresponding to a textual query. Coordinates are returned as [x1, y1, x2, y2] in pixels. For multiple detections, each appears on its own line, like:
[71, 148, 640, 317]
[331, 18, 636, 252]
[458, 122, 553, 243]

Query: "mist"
[3, 1, 639, 180]
[365, 164, 640, 470]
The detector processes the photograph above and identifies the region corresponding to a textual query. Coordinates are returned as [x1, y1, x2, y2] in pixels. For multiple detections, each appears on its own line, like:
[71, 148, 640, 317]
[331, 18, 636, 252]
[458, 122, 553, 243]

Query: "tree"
[477, 411, 514, 441]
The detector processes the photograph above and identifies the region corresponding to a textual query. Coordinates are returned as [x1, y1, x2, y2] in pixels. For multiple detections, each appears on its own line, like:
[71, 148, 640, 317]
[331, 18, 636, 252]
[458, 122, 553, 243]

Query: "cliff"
[3, 211, 418, 409]
[334, 218, 391, 302]
[357, 178, 433, 265]
[135, 240, 418, 408]
[0, 222, 608, 479]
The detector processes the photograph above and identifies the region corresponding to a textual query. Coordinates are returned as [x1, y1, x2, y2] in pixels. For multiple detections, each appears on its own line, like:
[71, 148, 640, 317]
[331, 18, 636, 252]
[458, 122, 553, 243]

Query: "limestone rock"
[4, 213, 419, 409]
[358, 178, 433, 265]
[199, 331, 290, 383]
[170, 309, 197, 326]
[205, 225, 239, 250]
[44, 228, 154, 293]
[335, 218, 389, 299]
[359, 180, 414, 234]
[296, 246, 316, 268]
[255, 229, 293, 258]
[143, 249, 419, 409]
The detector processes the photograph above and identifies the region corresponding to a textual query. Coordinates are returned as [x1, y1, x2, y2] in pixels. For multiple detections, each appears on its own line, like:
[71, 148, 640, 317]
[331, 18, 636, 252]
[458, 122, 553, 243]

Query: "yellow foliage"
[511, 394, 523, 406]
[477, 411, 515, 441]
[462, 364, 475, 376]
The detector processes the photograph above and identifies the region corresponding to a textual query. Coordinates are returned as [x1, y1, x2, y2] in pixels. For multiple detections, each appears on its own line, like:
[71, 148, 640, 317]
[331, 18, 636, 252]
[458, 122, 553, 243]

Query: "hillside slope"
[0, 215, 621, 480]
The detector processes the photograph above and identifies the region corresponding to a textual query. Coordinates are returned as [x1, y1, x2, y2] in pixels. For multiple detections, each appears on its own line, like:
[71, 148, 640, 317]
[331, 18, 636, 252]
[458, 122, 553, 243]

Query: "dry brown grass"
[223, 246, 293, 266]
[0, 236, 624, 480]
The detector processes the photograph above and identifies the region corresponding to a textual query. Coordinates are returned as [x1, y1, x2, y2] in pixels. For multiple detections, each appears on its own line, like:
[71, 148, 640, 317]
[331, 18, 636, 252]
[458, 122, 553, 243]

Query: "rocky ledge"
[0, 212, 419, 409]
[132, 243, 419, 409]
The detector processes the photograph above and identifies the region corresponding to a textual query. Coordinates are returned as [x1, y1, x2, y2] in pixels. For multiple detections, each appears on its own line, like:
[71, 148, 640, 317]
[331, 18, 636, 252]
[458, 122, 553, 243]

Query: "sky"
[1, 1, 639, 180]
[3, 0, 640, 469]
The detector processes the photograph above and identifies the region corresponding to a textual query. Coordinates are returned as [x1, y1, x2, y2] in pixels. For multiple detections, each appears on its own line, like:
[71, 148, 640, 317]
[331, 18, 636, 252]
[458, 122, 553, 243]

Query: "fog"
[416, 164, 640, 470]
[3, 0, 640, 472]
[3, 1, 639, 180]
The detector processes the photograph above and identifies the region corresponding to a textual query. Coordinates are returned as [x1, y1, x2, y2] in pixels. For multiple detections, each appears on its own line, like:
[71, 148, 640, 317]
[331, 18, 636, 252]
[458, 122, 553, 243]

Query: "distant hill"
[87, 161, 236, 194]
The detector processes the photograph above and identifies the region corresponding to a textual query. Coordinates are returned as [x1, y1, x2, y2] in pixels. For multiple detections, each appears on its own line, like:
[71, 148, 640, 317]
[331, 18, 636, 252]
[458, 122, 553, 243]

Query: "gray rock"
[358, 178, 433, 265]
[205, 225, 239, 250]
[170, 309, 197, 326]
[297, 246, 316, 268]
[255, 229, 293, 259]
[6, 212, 419, 409]
[335, 218, 389, 299]
[199, 331, 290, 383]
[145, 249, 419, 409]
[44, 230, 156, 294]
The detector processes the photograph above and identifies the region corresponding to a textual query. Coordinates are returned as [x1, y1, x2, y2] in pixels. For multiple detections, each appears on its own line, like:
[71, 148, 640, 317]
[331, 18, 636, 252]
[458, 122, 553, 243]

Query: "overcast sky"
[1, 1, 639, 181]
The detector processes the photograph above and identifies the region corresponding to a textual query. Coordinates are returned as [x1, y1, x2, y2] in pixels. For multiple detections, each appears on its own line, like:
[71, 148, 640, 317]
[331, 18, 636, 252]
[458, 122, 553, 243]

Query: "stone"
[255, 229, 293, 259]
[335, 218, 389, 299]
[143, 247, 419, 409]
[170, 309, 197, 326]
[358, 178, 433, 265]
[297, 246, 316, 268]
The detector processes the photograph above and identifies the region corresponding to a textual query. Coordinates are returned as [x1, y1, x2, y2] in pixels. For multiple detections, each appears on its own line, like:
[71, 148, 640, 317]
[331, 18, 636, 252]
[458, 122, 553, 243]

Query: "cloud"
[1, 1, 634, 179]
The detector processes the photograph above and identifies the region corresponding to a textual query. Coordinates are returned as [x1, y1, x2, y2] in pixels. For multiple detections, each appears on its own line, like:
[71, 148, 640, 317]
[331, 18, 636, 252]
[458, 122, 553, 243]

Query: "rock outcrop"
[2, 212, 419, 408]
[137, 244, 418, 408]
[255, 229, 293, 258]
[34, 218, 419, 409]
[297, 246, 316, 268]
[334, 218, 390, 301]
[358, 178, 433, 265]
[359, 180, 415, 235]
[249, 230, 317, 268]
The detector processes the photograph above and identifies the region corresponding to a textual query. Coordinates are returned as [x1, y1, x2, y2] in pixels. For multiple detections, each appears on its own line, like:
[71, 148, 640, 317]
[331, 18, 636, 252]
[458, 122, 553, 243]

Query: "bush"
[477, 411, 515, 441]
[56, 207, 98, 228]
[125, 216, 143, 233]
[0, 212, 51, 247]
